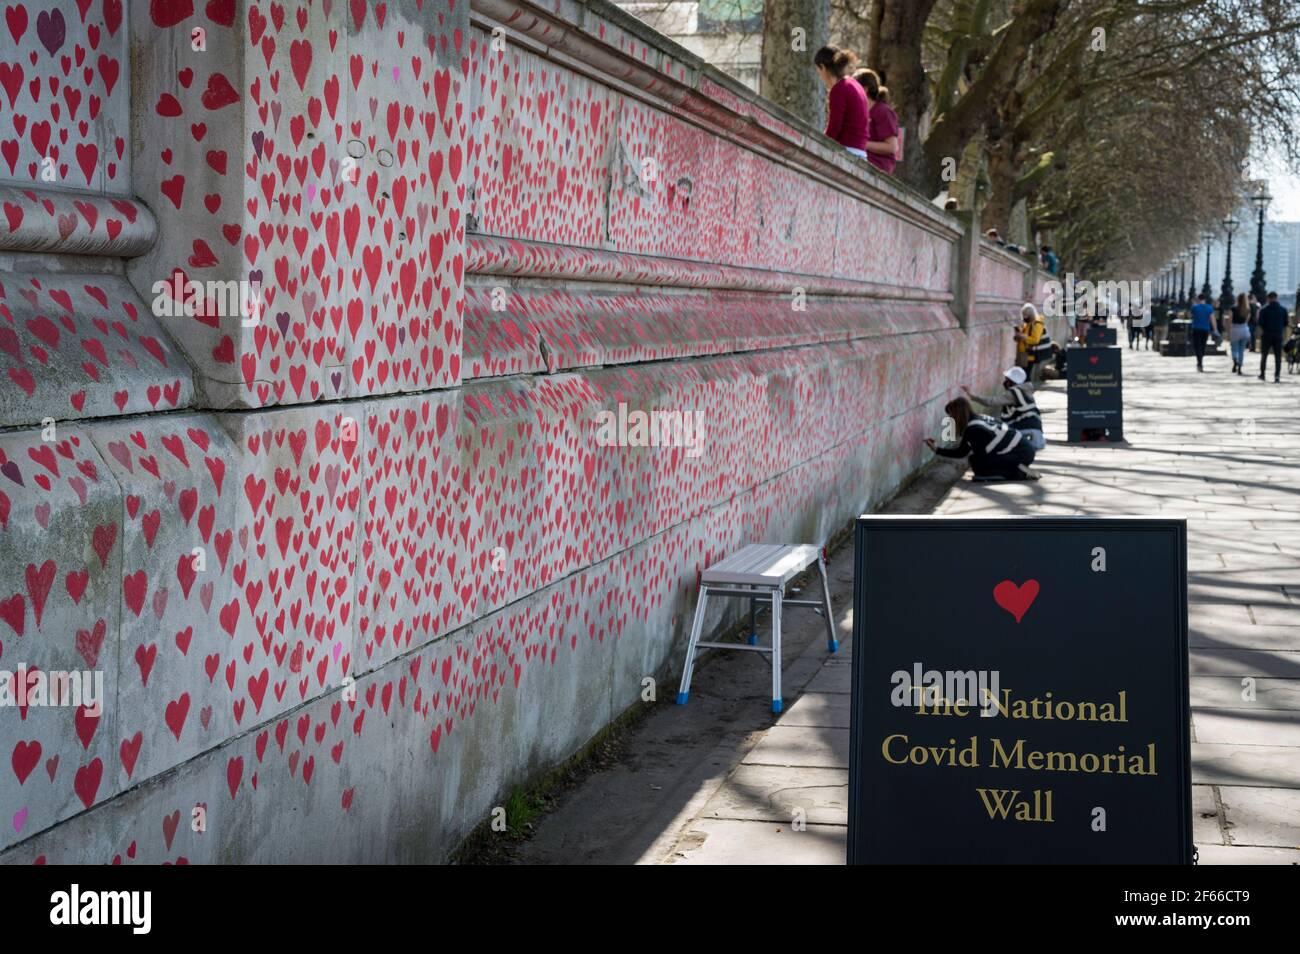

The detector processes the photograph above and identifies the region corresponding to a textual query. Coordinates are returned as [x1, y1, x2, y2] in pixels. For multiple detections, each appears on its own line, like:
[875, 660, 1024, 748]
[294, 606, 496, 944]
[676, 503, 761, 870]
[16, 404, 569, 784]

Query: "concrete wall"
[0, 0, 1042, 863]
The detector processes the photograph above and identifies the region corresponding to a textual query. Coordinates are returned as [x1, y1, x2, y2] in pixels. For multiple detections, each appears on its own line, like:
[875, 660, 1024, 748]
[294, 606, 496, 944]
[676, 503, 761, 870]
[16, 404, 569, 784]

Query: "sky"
[1251, 157, 1300, 220]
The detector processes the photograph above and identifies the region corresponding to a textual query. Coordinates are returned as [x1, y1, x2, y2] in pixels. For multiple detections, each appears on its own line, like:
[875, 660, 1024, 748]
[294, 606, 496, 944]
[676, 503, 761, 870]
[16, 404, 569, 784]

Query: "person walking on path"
[815, 46, 870, 157]
[1189, 293, 1217, 371]
[924, 397, 1039, 482]
[1229, 293, 1252, 374]
[962, 366, 1045, 450]
[1257, 291, 1290, 382]
[1248, 293, 1260, 352]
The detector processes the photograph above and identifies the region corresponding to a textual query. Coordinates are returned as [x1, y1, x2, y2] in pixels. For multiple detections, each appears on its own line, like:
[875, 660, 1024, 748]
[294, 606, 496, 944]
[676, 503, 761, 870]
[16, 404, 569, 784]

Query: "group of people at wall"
[815, 46, 900, 173]
[984, 230, 1059, 276]
[816, 46, 1056, 479]
[1186, 291, 1294, 381]
[922, 302, 1051, 483]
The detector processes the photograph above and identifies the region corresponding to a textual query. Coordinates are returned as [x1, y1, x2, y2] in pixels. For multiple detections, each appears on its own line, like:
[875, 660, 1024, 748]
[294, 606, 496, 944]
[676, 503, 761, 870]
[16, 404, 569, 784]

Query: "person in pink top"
[814, 46, 869, 157]
[854, 69, 901, 174]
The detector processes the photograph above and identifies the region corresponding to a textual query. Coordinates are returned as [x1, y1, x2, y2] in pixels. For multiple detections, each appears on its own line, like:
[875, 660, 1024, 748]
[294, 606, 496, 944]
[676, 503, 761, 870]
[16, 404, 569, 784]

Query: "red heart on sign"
[993, 579, 1039, 623]
[1090, 355, 1099, 364]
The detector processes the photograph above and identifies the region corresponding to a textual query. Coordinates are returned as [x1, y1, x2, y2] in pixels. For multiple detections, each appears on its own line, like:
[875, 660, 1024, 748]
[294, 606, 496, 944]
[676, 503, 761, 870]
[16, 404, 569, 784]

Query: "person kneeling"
[961, 366, 1045, 451]
[924, 397, 1039, 481]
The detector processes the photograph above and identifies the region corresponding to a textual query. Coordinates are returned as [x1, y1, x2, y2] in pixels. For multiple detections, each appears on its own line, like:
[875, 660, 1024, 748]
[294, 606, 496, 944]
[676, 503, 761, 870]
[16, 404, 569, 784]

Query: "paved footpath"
[513, 346, 1300, 864]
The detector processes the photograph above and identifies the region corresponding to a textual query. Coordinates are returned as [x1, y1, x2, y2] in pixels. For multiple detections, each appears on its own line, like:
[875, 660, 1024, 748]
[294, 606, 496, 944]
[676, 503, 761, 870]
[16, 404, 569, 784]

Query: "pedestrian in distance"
[1229, 292, 1251, 374]
[1188, 292, 1216, 371]
[1127, 308, 1143, 350]
[1257, 291, 1289, 382]
[1248, 293, 1260, 353]
[924, 397, 1039, 482]
[1040, 245, 1059, 275]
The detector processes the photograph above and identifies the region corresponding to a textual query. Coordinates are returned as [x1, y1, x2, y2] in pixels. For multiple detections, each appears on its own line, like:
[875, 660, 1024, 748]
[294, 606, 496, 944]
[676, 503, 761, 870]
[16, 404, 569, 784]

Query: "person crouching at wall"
[924, 397, 1040, 482]
[961, 366, 1046, 451]
[814, 46, 870, 157]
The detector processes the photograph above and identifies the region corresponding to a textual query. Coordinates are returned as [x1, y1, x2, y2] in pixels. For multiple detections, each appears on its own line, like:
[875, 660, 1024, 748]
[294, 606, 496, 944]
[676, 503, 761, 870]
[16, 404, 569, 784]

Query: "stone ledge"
[0, 186, 155, 258]
[467, 235, 956, 299]
[0, 270, 194, 427]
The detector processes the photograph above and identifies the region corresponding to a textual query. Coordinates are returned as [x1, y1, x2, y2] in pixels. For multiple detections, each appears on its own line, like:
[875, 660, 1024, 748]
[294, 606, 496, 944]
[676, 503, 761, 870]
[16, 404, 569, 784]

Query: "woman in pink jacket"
[814, 46, 869, 157]
[854, 69, 901, 174]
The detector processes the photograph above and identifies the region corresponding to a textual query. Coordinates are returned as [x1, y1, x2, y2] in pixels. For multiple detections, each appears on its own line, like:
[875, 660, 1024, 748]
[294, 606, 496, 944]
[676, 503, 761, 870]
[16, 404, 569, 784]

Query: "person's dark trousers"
[971, 443, 1036, 480]
[1260, 335, 1284, 380]
[1192, 329, 1210, 368]
[1128, 326, 1140, 349]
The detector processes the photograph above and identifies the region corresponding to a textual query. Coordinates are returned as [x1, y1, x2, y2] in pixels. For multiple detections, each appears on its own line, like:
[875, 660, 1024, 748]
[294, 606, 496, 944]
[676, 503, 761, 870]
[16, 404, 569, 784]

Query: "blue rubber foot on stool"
[747, 633, 759, 646]
[772, 699, 783, 714]
[828, 639, 839, 653]
[677, 691, 689, 705]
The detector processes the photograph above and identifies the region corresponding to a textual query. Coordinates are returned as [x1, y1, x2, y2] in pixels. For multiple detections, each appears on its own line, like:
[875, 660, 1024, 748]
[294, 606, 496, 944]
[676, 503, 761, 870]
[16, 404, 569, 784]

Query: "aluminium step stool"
[676, 543, 837, 714]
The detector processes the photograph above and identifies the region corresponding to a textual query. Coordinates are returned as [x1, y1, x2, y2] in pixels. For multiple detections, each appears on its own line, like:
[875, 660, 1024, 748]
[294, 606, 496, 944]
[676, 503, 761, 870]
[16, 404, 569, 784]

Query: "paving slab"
[697, 764, 849, 825]
[1192, 784, 1224, 845]
[1218, 786, 1300, 849]
[1190, 677, 1300, 711]
[1192, 708, 1300, 746]
[666, 818, 847, 864]
[1194, 844, 1300, 865]
[780, 692, 851, 729]
[1191, 743, 1300, 788]
[1188, 650, 1300, 679]
[743, 726, 850, 770]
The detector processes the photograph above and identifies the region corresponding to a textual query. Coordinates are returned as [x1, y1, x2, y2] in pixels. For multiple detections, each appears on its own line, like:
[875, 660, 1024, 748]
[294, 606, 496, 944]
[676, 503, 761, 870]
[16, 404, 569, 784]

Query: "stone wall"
[0, 0, 1040, 862]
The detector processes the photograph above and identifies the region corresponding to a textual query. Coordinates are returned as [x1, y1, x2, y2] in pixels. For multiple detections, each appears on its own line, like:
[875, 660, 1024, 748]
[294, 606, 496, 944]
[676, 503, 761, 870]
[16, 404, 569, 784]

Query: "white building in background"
[620, 1, 763, 90]
[1200, 212, 1300, 304]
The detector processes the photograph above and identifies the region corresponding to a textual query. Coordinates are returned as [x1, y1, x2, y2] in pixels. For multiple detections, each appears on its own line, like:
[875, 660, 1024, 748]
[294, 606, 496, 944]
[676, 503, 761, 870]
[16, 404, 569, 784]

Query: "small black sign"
[1068, 345, 1123, 442]
[1085, 325, 1118, 346]
[848, 517, 1191, 864]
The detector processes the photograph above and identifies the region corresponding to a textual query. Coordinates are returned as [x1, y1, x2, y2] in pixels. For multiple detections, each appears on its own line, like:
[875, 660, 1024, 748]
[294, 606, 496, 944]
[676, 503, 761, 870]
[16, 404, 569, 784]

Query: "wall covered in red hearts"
[0, 0, 1041, 862]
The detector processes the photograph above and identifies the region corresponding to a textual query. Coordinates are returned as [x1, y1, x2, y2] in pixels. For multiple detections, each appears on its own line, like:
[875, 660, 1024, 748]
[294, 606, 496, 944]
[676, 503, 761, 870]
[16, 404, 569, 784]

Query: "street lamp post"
[1187, 244, 1200, 304]
[1178, 253, 1188, 307]
[1201, 231, 1214, 300]
[1250, 182, 1272, 303]
[1221, 215, 1241, 315]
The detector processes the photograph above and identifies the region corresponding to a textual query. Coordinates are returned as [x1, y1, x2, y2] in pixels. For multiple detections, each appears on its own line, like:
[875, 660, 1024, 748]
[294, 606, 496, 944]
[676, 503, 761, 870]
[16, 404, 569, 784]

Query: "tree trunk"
[867, 0, 940, 190]
[923, 0, 1067, 196]
[761, 0, 830, 131]
[982, 139, 1018, 237]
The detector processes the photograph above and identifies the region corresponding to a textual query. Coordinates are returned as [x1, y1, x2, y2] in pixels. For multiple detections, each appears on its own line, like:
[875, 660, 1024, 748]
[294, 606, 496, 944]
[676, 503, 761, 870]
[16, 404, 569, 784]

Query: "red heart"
[993, 579, 1039, 624]
[74, 758, 103, 808]
[11, 740, 40, 785]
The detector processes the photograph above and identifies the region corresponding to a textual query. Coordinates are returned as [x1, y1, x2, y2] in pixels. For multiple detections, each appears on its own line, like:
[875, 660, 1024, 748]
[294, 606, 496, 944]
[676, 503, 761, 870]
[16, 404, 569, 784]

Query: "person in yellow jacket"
[1014, 303, 1049, 380]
